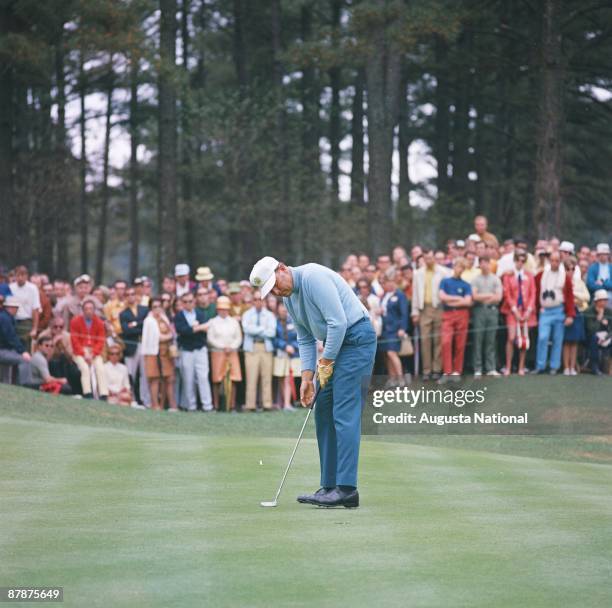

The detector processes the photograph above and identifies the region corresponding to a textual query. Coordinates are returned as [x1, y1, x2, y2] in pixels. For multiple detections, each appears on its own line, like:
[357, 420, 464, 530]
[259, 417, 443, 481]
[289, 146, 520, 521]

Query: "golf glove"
[317, 361, 334, 388]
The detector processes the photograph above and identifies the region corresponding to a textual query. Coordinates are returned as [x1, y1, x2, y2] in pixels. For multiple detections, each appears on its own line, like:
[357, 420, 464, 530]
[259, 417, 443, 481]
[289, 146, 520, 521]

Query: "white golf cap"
[559, 240, 575, 253]
[456, 239, 466, 248]
[73, 273, 92, 286]
[250, 256, 280, 298]
[594, 289, 609, 302]
[174, 263, 190, 276]
[596, 243, 610, 255]
[467, 233, 481, 242]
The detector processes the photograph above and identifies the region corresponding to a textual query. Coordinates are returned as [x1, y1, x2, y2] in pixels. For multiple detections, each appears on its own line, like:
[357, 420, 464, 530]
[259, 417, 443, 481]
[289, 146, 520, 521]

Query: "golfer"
[250, 257, 376, 508]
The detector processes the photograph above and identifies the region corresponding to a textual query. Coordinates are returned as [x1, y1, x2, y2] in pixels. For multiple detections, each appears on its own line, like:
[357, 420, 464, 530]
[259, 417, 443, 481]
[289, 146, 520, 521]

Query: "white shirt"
[207, 315, 242, 351]
[9, 281, 41, 321]
[176, 282, 191, 298]
[365, 293, 382, 337]
[104, 361, 131, 393]
[496, 253, 515, 277]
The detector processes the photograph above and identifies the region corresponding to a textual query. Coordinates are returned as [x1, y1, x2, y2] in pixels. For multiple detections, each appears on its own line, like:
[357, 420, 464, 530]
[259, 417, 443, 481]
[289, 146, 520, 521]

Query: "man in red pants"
[438, 257, 473, 383]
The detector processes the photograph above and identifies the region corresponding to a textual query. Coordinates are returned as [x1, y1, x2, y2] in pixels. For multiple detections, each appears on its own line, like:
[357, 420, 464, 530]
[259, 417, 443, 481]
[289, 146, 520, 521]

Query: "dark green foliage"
[0, 0, 610, 280]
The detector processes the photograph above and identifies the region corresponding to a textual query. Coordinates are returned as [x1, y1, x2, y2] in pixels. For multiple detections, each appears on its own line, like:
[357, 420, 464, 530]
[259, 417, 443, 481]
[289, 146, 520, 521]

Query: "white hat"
[467, 233, 482, 242]
[73, 273, 92, 286]
[195, 266, 214, 281]
[596, 243, 610, 255]
[250, 256, 280, 298]
[456, 239, 466, 248]
[594, 289, 609, 302]
[174, 263, 190, 277]
[559, 241, 575, 253]
[3, 296, 20, 308]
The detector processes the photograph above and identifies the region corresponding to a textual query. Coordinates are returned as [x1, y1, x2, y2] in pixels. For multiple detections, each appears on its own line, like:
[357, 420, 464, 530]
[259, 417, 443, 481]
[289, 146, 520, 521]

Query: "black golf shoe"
[315, 487, 359, 509]
[297, 487, 333, 505]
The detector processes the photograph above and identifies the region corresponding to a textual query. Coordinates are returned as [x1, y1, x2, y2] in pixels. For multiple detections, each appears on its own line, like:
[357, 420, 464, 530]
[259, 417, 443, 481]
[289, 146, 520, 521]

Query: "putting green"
[1, 385, 612, 607]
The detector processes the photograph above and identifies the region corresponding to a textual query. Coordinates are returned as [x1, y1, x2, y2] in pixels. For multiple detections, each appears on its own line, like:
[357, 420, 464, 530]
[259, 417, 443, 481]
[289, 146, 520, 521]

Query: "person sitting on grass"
[70, 298, 108, 400]
[38, 316, 82, 394]
[584, 289, 612, 376]
[31, 335, 71, 395]
[0, 296, 32, 385]
[103, 344, 134, 406]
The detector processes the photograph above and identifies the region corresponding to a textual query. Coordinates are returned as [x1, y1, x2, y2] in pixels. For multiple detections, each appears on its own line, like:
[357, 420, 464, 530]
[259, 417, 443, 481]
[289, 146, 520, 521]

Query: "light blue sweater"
[284, 264, 367, 372]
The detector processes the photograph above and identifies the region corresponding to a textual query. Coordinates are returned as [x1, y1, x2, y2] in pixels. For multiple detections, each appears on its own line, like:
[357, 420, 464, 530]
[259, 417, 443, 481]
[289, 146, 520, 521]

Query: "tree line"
[1, 0, 611, 283]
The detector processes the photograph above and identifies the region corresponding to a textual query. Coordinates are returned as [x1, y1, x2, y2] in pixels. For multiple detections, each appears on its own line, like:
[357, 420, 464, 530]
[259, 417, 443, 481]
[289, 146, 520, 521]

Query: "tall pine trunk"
[55, 34, 69, 275]
[328, 0, 342, 266]
[181, 0, 196, 270]
[129, 52, 140, 281]
[299, 4, 320, 262]
[365, 5, 401, 255]
[95, 55, 114, 285]
[533, 0, 564, 237]
[329, 0, 341, 202]
[350, 67, 365, 206]
[272, 0, 291, 261]
[0, 3, 14, 265]
[397, 62, 412, 242]
[37, 86, 55, 275]
[433, 35, 450, 202]
[79, 51, 88, 274]
[158, 0, 178, 282]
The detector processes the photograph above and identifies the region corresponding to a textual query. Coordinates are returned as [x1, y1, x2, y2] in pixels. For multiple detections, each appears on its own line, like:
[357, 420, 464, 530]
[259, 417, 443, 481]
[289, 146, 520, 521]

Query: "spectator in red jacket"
[534, 251, 576, 374]
[500, 249, 537, 376]
[70, 298, 108, 400]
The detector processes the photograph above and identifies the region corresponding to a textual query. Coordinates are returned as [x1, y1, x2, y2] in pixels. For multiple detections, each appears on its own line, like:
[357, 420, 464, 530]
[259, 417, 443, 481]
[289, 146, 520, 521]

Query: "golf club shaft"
[273, 384, 321, 503]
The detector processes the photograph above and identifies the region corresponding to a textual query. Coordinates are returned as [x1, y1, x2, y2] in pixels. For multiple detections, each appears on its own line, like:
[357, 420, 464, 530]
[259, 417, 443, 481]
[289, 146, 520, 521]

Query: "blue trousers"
[315, 318, 377, 488]
[536, 305, 565, 371]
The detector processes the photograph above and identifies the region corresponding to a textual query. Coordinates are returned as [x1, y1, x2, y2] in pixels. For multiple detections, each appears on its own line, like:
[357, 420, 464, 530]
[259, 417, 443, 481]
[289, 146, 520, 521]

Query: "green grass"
[1, 382, 612, 607]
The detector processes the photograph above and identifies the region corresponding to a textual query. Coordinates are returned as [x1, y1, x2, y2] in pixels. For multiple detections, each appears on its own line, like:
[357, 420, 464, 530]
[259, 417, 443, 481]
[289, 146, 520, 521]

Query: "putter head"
[260, 500, 277, 508]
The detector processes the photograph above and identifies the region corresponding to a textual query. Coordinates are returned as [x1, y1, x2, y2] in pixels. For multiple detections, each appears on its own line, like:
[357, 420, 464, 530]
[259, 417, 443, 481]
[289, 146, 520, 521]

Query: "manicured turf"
[1, 383, 611, 607]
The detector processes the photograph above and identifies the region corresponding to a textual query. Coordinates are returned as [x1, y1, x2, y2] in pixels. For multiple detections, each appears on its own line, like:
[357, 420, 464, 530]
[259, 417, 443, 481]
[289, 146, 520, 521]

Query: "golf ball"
[259, 460, 263, 466]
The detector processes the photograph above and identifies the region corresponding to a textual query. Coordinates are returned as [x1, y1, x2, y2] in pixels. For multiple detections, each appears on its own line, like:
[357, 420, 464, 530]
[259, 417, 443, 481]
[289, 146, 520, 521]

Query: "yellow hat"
[216, 296, 231, 310]
[195, 266, 214, 281]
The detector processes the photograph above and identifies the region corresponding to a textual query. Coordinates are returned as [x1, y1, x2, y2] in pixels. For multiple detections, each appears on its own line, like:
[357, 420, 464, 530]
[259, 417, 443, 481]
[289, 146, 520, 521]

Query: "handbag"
[168, 342, 179, 359]
[399, 335, 414, 357]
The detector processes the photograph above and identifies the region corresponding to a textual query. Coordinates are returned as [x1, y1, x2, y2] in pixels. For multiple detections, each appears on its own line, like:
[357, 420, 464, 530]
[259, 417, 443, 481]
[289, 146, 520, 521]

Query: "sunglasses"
[109, 351, 121, 356]
[183, 299, 194, 303]
[52, 325, 64, 329]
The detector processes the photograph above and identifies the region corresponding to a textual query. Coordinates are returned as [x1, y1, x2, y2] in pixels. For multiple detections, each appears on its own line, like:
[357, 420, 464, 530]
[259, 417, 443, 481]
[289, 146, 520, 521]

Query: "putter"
[260, 382, 322, 508]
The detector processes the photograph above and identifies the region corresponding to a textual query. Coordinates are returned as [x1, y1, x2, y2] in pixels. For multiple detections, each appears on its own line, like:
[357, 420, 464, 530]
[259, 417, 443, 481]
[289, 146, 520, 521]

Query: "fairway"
[1, 384, 612, 607]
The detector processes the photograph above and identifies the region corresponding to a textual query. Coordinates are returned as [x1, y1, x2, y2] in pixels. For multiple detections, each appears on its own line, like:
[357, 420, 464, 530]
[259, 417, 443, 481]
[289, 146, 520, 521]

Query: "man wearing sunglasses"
[31, 335, 71, 395]
[175, 292, 213, 412]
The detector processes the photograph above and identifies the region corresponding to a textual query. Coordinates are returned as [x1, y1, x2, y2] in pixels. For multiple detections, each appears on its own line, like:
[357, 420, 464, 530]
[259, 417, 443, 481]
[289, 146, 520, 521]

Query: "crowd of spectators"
[0, 215, 610, 411]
